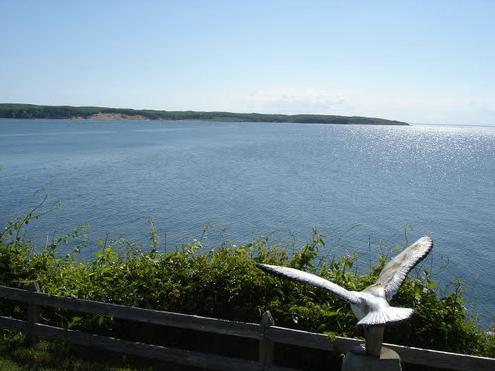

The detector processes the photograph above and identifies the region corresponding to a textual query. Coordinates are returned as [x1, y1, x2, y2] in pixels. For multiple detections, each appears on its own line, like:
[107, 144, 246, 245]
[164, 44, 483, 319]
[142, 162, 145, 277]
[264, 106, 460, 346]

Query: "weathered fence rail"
[0, 284, 494, 371]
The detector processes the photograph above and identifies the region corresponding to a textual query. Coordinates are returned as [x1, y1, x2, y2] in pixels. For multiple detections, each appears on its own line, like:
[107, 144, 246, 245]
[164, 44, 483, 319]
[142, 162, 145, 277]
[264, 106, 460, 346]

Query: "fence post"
[342, 326, 402, 371]
[259, 310, 275, 369]
[365, 326, 384, 357]
[26, 281, 41, 343]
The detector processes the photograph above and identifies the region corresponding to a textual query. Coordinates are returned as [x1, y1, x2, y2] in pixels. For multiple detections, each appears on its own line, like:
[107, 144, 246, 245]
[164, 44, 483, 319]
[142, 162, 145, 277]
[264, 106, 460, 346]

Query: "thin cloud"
[245, 89, 349, 114]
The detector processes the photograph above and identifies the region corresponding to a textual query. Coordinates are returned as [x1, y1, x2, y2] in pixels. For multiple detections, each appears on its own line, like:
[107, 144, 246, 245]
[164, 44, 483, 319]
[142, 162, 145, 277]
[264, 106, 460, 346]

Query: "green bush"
[0, 210, 494, 358]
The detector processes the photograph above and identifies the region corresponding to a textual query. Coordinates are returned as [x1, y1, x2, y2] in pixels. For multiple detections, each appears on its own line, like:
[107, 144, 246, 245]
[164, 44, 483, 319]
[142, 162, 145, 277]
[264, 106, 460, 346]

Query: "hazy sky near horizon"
[1, 1, 494, 125]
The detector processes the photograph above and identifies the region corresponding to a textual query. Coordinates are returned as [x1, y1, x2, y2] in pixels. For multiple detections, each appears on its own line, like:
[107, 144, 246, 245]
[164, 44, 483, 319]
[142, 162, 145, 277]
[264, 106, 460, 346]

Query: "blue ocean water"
[1, 119, 494, 327]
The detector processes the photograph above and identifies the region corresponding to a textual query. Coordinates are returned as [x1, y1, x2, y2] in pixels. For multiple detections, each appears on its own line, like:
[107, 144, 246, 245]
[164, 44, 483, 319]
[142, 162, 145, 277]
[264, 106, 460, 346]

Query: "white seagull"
[257, 236, 433, 326]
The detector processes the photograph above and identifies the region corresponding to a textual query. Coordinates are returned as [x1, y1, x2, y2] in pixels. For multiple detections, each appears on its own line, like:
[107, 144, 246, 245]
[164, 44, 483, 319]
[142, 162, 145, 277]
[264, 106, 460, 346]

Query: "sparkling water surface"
[1, 119, 494, 327]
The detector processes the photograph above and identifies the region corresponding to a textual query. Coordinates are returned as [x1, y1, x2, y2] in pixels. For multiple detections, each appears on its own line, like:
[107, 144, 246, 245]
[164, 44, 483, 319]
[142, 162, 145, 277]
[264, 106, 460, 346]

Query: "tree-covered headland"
[0, 103, 409, 125]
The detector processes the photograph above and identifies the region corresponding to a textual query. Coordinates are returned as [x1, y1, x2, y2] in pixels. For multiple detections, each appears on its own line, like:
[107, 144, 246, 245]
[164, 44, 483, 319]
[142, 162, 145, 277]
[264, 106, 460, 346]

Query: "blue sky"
[1, 0, 494, 125]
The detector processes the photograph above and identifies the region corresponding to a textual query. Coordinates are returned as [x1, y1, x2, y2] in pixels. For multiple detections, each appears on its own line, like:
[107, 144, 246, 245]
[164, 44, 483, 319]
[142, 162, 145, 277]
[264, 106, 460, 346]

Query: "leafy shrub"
[0, 210, 494, 358]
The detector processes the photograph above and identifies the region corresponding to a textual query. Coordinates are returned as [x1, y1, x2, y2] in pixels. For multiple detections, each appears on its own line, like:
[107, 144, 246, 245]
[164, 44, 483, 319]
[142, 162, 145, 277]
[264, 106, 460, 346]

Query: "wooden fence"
[0, 283, 494, 371]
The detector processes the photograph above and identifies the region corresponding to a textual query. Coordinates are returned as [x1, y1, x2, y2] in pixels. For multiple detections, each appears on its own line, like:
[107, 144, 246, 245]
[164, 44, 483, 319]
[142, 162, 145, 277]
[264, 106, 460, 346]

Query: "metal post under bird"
[257, 236, 433, 359]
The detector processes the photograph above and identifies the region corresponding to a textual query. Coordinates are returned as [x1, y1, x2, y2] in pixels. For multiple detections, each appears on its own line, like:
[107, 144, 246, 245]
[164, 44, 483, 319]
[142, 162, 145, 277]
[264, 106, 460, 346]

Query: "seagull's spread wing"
[257, 264, 360, 304]
[375, 236, 433, 301]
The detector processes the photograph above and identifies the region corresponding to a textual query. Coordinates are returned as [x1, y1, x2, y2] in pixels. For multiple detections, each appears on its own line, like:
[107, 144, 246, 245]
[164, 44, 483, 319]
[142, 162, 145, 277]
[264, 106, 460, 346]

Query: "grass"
[0, 332, 148, 371]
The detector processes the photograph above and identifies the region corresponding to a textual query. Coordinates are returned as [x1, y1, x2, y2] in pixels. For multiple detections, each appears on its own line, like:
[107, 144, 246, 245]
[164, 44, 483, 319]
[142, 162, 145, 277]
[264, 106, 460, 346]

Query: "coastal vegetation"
[0, 206, 494, 369]
[0, 103, 409, 125]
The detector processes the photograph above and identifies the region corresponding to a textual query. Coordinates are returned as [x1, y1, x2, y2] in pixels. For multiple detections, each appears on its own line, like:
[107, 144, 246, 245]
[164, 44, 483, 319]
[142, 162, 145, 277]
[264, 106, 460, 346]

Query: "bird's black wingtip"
[256, 263, 285, 277]
[256, 263, 271, 271]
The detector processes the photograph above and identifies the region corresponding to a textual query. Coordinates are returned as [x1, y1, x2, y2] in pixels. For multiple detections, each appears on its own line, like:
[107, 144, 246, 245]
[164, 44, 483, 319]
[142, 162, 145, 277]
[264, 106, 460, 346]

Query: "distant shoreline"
[0, 103, 409, 126]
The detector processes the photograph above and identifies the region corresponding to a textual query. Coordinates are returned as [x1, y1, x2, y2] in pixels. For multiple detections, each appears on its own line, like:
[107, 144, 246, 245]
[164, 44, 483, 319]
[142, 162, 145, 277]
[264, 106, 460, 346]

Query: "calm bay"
[1, 119, 494, 327]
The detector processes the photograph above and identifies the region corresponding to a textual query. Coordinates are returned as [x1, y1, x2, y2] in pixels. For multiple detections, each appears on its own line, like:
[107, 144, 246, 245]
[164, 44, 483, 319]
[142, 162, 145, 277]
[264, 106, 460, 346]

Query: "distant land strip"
[0, 103, 409, 126]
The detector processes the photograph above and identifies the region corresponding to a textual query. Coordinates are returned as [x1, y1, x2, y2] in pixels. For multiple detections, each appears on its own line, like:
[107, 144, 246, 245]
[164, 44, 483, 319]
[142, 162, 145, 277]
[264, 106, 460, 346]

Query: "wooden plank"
[0, 285, 260, 339]
[0, 316, 297, 371]
[382, 342, 495, 371]
[265, 326, 360, 353]
[265, 326, 495, 371]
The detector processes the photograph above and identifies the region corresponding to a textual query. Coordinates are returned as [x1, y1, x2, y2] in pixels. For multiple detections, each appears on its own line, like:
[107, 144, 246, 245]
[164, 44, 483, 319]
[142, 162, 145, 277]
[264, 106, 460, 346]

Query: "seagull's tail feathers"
[357, 306, 413, 326]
